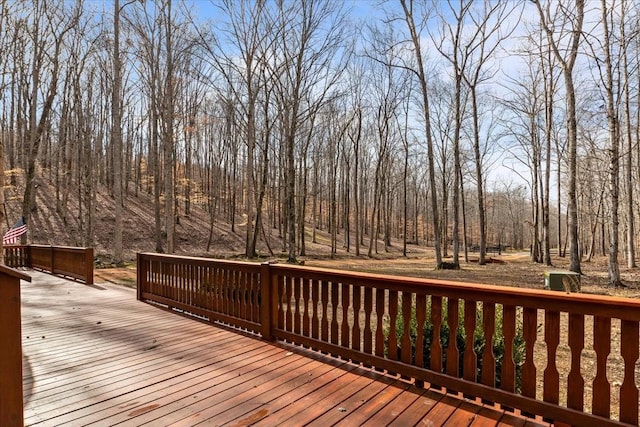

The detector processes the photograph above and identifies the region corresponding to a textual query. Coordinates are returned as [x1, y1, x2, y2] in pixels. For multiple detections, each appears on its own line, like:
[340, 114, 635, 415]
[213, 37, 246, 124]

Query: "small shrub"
[389, 298, 525, 392]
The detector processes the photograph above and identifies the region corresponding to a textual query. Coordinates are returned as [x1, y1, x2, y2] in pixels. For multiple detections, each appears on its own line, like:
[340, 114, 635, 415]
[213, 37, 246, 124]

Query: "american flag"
[3, 217, 27, 245]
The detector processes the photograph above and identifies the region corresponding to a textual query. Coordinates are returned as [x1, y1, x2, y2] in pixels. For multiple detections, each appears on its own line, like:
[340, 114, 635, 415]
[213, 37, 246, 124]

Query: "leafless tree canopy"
[0, 0, 638, 280]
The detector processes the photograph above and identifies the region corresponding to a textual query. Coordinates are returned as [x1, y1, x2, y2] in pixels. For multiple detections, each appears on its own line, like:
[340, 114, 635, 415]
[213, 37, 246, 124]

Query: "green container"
[544, 271, 580, 292]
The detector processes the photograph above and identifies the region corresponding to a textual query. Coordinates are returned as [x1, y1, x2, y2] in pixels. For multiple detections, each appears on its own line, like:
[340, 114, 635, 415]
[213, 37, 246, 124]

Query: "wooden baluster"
[401, 291, 412, 365]
[216, 267, 223, 312]
[189, 265, 196, 307]
[202, 267, 208, 310]
[388, 290, 399, 361]
[220, 267, 226, 313]
[481, 302, 496, 387]
[187, 264, 192, 305]
[341, 282, 350, 348]
[303, 278, 310, 337]
[331, 282, 339, 345]
[543, 310, 560, 405]
[181, 263, 186, 304]
[501, 305, 516, 392]
[277, 275, 285, 330]
[592, 315, 611, 418]
[463, 300, 477, 382]
[430, 296, 443, 372]
[253, 271, 260, 322]
[209, 267, 215, 311]
[416, 294, 426, 368]
[199, 266, 205, 309]
[237, 270, 243, 317]
[511, 306, 532, 407]
[170, 262, 175, 302]
[156, 260, 161, 296]
[189, 264, 195, 307]
[352, 285, 361, 351]
[196, 265, 202, 309]
[446, 298, 460, 377]
[211, 267, 218, 312]
[162, 262, 168, 299]
[363, 287, 373, 355]
[227, 268, 233, 315]
[170, 262, 175, 303]
[285, 276, 293, 332]
[234, 269, 240, 317]
[185, 264, 191, 306]
[176, 263, 180, 303]
[169, 263, 180, 302]
[215, 267, 221, 313]
[240, 270, 247, 319]
[228, 268, 233, 315]
[162, 261, 168, 298]
[245, 271, 251, 319]
[244, 271, 251, 320]
[294, 276, 301, 334]
[191, 264, 195, 306]
[219, 268, 225, 314]
[321, 280, 328, 342]
[375, 288, 385, 358]
[312, 279, 320, 340]
[177, 263, 182, 304]
[228, 268, 234, 316]
[248, 271, 254, 320]
[620, 320, 639, 425]
[234, 270, 241, 317]
[185, 264, 190, 305]
[567, 313, 584, 412]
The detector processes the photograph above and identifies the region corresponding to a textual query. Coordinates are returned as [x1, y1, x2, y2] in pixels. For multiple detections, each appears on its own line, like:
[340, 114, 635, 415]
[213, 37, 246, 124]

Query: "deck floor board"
[21, 271, 548, 426]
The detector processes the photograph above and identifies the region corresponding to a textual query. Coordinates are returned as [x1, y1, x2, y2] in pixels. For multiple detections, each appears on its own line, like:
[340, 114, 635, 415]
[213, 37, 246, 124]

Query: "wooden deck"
[22, 271, 547, 426]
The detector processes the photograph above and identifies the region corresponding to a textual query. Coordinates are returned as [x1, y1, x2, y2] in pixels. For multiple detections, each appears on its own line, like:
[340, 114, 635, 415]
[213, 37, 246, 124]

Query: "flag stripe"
[3, 224, 27, 244]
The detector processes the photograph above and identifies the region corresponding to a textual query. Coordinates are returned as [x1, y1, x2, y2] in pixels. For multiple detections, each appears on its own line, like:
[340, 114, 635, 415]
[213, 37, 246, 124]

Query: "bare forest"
[1, 0, 639, 287]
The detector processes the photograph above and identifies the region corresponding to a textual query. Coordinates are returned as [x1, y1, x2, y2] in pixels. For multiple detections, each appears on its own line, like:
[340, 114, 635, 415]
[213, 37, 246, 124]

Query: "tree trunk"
[112, 0, 124, 264]
[601, 0, 622, 286]
[400, 0, 443, 268]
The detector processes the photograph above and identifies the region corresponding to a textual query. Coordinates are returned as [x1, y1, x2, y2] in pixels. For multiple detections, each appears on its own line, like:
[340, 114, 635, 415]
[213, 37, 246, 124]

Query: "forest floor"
[96, 250, 640, 299]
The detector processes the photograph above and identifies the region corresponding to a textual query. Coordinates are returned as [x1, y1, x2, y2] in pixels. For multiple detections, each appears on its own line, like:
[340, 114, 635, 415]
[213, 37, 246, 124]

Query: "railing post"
[137, 253, 145, 301]
[50, 245, 55, 275]
[85, 247, 94, 285]
[260, 262, 274, 341]
[0, 265, 31, 427]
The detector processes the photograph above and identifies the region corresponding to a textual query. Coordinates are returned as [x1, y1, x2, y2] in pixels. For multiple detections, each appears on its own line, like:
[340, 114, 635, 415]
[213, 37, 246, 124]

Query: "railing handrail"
[137, 252, 639, 427]
[269, 263, 640, 321]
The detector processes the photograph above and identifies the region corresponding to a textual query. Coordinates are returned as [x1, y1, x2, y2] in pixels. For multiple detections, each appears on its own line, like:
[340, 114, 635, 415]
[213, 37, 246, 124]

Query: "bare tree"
[20, 1, 81, 234]
[269, 0, 350, 263]
[595, 0, 623, 286]
[461, 0, 521, 265]
[398, 0, 443, 268]
[534, 0, 585, 274]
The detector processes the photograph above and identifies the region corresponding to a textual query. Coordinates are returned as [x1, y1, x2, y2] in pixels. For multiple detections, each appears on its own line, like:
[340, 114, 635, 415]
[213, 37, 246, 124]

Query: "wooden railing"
[137, 252, 640, 427]
[4, 245, 94, 284]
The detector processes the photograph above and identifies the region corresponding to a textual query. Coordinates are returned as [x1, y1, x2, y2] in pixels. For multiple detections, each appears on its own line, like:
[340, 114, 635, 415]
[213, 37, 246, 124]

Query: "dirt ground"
[96, 250, 640, 299]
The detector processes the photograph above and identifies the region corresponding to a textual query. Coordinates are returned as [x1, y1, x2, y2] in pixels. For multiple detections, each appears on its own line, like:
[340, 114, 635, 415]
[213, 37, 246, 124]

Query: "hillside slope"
[4, 172, 425, 263]
[3, 174, 247, 261]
